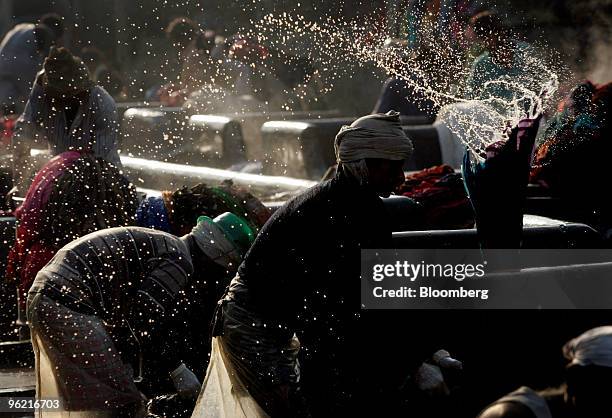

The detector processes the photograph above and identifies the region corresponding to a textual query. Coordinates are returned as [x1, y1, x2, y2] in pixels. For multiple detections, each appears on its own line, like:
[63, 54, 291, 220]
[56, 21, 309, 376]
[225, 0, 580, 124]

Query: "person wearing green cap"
[26, 213, 256, 414]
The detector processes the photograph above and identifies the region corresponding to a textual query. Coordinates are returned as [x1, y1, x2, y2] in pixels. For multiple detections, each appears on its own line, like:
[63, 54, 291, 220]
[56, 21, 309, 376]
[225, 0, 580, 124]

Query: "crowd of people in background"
[0, 5, 609, 418]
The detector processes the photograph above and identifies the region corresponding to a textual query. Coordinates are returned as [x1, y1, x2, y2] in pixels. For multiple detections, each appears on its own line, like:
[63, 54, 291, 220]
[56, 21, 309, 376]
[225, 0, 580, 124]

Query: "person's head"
[228, 36, 269, 65]
[96, 68, 125, 97]
[42, 47, 92, 100]
[166, 17, 199, 49]
[39, 13, 64, 40]
[80, 47, 106, 73]
[469, 11, 508, 53]
[563, 326, 612, 415]
[170, 182, 271, 236]
[189, 212, 256, 272]
[334, 111, 413, 196]
[33, 24, 56, 56]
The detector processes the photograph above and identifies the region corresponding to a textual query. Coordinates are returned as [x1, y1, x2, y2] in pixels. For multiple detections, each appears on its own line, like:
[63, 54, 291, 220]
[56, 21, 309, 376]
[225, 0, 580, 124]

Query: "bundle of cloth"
[5, 151, 137, 309]
[397, 164, 474, 229]
[136, 180, 272, 236]
[530, 81, 612, 233]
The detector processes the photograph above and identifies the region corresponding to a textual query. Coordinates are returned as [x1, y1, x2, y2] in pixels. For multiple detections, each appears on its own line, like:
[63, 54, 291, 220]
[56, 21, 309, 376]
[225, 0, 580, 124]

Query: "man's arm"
[478, 402, 537, 418]
[128, 253, 201, 398]
[11, 83, 44, 190]
[92, 87, 121, 167]
[462, 117, 541, 248]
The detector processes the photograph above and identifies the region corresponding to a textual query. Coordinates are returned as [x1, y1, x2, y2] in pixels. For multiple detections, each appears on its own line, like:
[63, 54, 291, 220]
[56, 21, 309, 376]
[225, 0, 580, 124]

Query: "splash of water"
[246, 10, 562, 160]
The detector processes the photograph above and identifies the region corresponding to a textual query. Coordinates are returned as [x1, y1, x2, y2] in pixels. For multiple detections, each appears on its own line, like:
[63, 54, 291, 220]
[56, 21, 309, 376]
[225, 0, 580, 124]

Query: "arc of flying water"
[250, 12, 560, 158]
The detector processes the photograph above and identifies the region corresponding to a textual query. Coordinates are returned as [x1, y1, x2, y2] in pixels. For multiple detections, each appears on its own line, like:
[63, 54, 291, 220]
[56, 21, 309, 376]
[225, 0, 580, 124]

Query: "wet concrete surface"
[0, 367, 35, 393]
[0, 368, 35, 417]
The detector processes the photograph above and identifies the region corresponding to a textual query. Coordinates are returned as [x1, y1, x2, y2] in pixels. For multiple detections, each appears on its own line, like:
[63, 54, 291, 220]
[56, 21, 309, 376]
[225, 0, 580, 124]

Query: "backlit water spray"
[246, 10, 563, 161]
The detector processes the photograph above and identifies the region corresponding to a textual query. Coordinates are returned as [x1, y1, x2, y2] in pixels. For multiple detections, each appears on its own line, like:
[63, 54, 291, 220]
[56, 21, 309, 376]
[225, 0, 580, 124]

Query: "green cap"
[197, 212, 255, 253]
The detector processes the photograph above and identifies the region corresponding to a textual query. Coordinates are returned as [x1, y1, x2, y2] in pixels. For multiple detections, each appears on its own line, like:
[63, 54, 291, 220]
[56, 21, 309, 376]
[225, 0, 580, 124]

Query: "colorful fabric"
[37, 154, 137, 246]
[135, 196, 172, 233]
[465, 41, 530, 105]
[190, 217, 244, 270]
[170, 181, 271, 236]
[531, 81, 611, 188]
[397, 164, 474, 229]
[5, 151, 82, 306]
[5, 152, 137, 309]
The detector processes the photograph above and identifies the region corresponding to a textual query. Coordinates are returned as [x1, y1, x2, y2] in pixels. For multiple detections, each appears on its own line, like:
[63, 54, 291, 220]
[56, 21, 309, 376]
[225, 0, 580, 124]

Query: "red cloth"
[398, 165, 474, 229]
[1, 115, 16, 147]
[6, 151, 82, 307]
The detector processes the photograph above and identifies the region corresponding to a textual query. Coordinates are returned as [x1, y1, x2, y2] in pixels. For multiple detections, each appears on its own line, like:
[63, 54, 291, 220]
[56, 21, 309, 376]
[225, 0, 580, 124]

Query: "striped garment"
[28, 293, 144, 411]
[12, 76, 121, 166]
[0, 23, 44, 112]
[30, 227, 194, 326]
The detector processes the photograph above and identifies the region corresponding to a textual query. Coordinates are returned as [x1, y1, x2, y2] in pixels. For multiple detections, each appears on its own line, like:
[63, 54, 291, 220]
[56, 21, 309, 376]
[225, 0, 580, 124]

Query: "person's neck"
[335, 169, 379, 196]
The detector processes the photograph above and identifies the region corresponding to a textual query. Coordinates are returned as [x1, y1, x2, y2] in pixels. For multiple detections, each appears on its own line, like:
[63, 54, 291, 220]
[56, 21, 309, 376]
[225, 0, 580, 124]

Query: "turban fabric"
[190, 218, 243, 269]
[563, 326, 612, 369]
[334, 111, 414, 163]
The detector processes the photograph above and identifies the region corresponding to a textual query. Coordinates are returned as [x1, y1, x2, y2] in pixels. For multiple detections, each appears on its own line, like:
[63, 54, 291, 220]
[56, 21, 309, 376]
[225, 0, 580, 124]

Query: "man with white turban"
[477, 326, 612, 418]
[194, 111, 459, 417]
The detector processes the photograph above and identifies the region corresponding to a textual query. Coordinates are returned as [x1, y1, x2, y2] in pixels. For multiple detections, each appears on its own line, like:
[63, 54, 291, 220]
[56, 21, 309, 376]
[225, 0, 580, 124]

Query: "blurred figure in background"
[531, 81, 612, 236]
[136, 181, 271, 237]
[4, 151, 137, 333]
[81, 46, 127, 98]
[373, 35, 460, 120]
[158, 17, 216, 106]
[10, 47, 121, 195]
[464, 11, 530, 107]
[0, 13, 64, 115]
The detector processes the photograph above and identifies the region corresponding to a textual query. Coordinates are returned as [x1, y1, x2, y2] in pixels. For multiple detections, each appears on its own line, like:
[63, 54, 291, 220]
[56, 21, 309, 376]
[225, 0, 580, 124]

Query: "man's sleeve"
[11, 83, 45, 184]
[128, 252, 194, 372]
[93, 88, 121, 166]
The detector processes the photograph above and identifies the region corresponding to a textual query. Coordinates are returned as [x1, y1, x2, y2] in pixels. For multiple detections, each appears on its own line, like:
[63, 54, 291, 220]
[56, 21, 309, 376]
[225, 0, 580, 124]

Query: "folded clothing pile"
[397, 165, 474, 230]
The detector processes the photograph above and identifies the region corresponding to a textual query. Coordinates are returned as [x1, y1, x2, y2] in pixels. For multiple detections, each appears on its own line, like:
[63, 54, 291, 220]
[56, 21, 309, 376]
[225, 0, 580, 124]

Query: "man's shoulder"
[249, 180, 335, 243]
[91, 85, 117, 109]
[478, 402, 536, 418]
[276, 179, 337, 215]
[4, 23, 36, 41]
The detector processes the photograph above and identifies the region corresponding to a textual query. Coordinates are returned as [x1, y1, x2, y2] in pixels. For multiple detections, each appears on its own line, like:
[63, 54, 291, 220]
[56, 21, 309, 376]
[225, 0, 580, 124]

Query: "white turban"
[334, 111, 414, 163]
[190, 221, 243, 270]
[563, 326, 612, 369]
